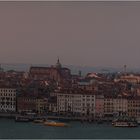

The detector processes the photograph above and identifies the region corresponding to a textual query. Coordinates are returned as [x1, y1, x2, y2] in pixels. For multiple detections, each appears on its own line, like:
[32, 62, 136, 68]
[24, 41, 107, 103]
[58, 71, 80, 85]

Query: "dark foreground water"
[0, 118, 140, 139]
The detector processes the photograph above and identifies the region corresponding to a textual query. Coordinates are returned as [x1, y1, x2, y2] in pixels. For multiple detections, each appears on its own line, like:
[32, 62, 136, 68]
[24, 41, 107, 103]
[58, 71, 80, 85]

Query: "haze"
[0, 2, 140, 68]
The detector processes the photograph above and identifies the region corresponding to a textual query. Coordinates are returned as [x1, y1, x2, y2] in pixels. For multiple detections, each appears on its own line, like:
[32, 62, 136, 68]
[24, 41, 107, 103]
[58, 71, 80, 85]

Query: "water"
[0, 118, 140, 139]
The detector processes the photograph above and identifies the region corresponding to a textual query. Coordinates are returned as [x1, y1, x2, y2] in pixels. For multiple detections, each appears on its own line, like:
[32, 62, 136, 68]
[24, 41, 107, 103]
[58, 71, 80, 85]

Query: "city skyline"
[0, 2, 140, 68]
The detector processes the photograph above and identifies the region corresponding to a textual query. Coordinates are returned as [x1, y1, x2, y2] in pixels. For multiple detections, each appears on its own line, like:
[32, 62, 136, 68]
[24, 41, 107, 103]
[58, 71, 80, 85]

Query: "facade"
[113, 97, 128, 115]
[48, 96, 57, 114]
[29, 59, 71, 83]
[29, 66, 62, 81]
[36, 98, 48, 114]
[104, 97, 114, 117]
[17, 96, 37, 113]
[17, 95, 48, 114]
[81, 94, 95, 117]
[95, 95, 104, 118]
[0, 87, 16, 112]
[77, 81, 95, 91]
[57, 90, 96, 118]
[128, 97, 140, 118]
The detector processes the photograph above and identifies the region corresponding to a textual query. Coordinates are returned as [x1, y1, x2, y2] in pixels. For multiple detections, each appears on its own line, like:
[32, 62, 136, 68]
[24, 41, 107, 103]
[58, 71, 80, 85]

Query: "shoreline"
[0, 112, 122, 123]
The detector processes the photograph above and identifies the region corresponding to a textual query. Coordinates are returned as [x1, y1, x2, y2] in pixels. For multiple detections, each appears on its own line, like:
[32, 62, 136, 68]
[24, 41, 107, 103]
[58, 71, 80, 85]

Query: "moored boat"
[112, 114, 138, 127]
[15, 116, 30, 122]
[44, 121, 68, 127]
[112, 118, 138, 127]
[33, 119, 45, 123]
[113, 121, 138, 127]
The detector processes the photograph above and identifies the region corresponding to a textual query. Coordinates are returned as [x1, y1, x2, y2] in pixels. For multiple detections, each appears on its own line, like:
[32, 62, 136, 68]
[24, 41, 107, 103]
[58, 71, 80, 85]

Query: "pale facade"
[0, 88, 16, 112]
[95, 95, 104, 118]
[113, 98, 128, 115]
[104, 97, 114, 117]
[57, 92, 96, 117]
[36, 98, 48, 114]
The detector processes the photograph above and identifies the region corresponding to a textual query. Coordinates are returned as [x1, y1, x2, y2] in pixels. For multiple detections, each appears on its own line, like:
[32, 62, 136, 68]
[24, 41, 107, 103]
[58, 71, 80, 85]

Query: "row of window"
[0, 98, 16, 101]
[0, 106, 15, 108]
[0, 89, 16, 92]
[58, 99, 81, 102]
[58, 99, 95, 102]
[128, 109, 140, 112]
[0, 102, 15, 105]
[0, 94, 16, 97]
[83, 99, 94, 101]
[58, 95, 95, 98]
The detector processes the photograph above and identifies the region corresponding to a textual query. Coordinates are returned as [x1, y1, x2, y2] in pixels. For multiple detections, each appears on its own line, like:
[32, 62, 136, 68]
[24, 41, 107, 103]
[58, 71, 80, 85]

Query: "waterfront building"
[36, 98, 48, 114]
[0, 87, 16, 112]
[95, 95, 104, 118]
[104, 96, 114, 118]
[57, 89, 96, 118]
[113, 97, 128, 115]
[127, 97, 140, 118]
[48, 96, 57, 114]
[17, 95, 37, 113]
[17, 93, 48, 114]
[57, 91, 82, 116]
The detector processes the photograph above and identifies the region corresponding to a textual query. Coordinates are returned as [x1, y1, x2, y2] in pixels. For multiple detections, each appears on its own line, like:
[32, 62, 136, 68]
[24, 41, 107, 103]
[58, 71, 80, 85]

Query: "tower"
[56, 57, 62, 69]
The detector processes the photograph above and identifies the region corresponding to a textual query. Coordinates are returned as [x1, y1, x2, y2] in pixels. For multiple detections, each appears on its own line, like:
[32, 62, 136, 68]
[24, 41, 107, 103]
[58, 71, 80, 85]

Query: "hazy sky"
[0, 2, 140, 68]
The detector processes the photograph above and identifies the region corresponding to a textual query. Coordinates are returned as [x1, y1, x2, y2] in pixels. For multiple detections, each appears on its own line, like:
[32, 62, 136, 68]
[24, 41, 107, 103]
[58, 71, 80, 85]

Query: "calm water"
[0, 118, 140, 139]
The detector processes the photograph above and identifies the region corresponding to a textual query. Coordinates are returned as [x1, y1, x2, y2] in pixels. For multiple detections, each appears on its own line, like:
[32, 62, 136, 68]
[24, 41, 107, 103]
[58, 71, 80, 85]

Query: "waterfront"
[0, 118, 140, 139]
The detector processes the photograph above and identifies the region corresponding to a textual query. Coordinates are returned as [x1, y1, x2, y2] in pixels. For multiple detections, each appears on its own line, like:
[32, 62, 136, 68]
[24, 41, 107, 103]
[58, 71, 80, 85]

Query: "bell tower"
[56, 57, 62, 69]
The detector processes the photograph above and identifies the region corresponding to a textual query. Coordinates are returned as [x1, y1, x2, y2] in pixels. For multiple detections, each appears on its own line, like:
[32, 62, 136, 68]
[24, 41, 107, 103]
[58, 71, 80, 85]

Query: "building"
[48, 96, 57, 114]
[17, 95, 37, 113]
[95, 95, 104, 118]
[127, 97, 140, 118]
[29, 59, 71, 87]
[114, 74, 140, 84]
[0, 87, 16, 112]
[113, 97, 128, 116]
[104, 96, 114, 118]
[17, 93, 48, 115]
[77, 79, 95, 91]
[36, 98, 48, 115]
[57, 89, 96, 119]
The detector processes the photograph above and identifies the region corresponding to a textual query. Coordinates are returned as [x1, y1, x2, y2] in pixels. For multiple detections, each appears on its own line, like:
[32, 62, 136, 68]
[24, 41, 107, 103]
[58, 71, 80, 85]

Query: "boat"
[15, 116, 30, 122]
[44, 121, 68, 127]
[33, 119, 45, 123]
[112, 114, 138, 127]
[112, 117, 138, 127]
[113, 121, 138, 127]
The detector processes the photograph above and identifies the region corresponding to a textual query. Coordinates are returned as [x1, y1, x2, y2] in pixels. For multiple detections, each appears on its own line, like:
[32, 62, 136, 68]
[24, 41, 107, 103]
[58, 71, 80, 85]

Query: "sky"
[0, 1, 140, 68]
